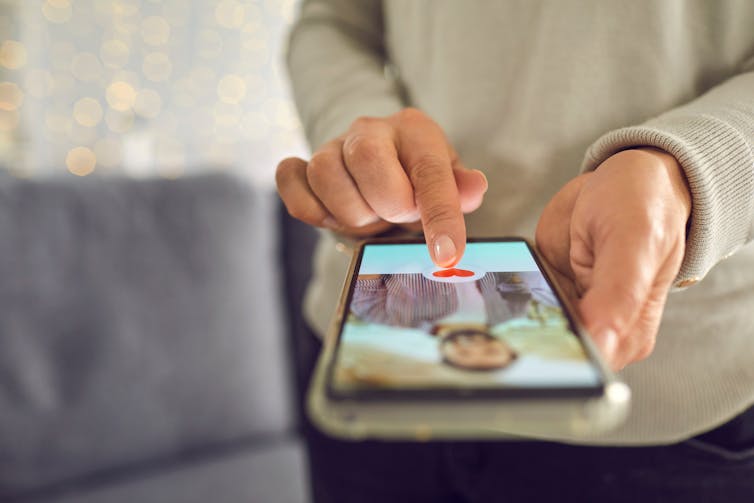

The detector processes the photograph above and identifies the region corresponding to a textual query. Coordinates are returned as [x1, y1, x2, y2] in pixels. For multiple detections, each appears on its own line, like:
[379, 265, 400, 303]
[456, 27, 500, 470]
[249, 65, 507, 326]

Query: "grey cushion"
[47, 438, 310, 503]
[0, 174, 294, 496]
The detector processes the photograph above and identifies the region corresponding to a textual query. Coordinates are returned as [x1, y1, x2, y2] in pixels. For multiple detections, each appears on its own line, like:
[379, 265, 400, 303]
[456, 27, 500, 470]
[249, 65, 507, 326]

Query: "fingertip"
[454, 168, 488, 193]
[474, 169, 488, 193]
[591, 327, 618, 364]
[578, 292, 624, 367]
[456, 169, 488, 213]
[432, 234, 458, 267]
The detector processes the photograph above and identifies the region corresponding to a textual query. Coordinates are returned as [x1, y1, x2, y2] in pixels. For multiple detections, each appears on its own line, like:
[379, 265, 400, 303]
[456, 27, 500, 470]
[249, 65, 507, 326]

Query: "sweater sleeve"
[582, 61, 754, 289]
[286, 0, 405, 150]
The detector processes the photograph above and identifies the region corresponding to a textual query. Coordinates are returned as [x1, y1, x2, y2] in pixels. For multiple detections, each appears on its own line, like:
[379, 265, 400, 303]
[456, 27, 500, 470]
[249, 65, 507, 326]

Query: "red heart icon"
[433, 268, 474, 278]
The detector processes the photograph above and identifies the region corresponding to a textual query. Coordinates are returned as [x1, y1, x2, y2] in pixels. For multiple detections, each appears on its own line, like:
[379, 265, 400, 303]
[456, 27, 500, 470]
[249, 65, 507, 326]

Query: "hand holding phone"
[536, 148, 692, 370]
[308, 238, 630, 440]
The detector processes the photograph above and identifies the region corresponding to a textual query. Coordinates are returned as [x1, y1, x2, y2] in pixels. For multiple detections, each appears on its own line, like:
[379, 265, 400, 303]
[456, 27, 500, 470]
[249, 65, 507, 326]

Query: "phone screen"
[327, 238, 605, 400]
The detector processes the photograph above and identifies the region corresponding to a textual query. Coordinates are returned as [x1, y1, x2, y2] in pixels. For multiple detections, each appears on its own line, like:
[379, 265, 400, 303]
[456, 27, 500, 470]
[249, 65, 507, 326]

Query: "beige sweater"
[286, 0, 754, 445]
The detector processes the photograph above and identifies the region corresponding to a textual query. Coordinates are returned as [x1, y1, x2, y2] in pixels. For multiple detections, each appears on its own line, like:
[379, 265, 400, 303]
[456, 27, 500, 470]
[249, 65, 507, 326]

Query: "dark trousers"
[296, 326, 754, 503]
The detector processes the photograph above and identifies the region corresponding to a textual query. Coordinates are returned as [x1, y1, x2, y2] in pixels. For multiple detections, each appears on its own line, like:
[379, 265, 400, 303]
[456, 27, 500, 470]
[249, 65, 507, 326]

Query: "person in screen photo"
[349, 271, 560, 372]
[352, 271, 556, 327]
[436, 328, 517, 371]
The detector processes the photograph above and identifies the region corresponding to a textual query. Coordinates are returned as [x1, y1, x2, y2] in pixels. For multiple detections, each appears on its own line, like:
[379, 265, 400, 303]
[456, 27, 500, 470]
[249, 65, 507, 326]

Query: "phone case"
[307, 238, 631, 441]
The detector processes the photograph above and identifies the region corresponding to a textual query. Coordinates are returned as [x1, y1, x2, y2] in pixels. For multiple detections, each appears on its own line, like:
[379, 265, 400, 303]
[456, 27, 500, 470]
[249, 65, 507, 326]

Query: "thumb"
[575, 229, 658, 364]
[453, 166, 488, 213]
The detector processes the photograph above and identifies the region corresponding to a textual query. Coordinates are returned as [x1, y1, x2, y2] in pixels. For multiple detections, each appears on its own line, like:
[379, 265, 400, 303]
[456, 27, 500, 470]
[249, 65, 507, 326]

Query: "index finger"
[394, 110, 466, 267]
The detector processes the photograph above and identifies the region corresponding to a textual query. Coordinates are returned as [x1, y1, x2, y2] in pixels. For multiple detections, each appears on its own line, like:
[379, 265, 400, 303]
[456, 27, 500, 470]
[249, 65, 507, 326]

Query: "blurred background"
[0, 0, 306, 183]
[0, 1, 315, 502]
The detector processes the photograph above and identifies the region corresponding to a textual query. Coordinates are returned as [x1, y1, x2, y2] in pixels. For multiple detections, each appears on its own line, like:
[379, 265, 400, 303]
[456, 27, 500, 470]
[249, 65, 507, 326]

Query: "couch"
[0, 172, 313, 502]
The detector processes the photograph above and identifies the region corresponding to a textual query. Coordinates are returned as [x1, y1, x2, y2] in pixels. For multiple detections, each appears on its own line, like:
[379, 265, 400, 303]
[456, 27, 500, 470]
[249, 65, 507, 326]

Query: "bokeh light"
[42, 0, 73, 24]
[0, 40, 28, 69]
[217, 74, 246, 104]
[264, 97, 300, 130]
[3, 0, 307, 184]
[100, 39, 131, 68]
[106, 81, 137, 111]
[0, 109, 19, 132]
[66, 146, 97, 176]
[111, 69, 141, 90]
[73, 97, 104, 127]
[215, 0, 245, 29]
[0, 82, 24, 111]
[112, 0, 140, 18]
[141, 16, 170, 46]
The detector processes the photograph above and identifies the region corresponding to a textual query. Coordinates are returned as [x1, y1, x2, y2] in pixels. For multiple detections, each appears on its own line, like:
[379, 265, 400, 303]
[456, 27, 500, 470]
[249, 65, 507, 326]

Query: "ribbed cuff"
[582, 113, 754, 288]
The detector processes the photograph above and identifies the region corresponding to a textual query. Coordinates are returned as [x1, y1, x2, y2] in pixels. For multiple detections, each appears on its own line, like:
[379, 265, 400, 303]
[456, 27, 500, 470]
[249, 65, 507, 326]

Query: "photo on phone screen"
[327, 239, 605, 400]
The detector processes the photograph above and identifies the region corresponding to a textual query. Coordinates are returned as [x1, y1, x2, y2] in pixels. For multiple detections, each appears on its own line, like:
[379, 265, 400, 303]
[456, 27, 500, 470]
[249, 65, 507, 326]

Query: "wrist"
[622, 147, 692, 223]
[637, 147, 691, 221]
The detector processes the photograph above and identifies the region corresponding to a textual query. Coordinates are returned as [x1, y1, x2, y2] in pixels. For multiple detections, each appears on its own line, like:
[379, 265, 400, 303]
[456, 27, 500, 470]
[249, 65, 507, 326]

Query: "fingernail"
[595, 328, 618, 361]
[474, 170, 489, 193]
[433, 234, 457, 267]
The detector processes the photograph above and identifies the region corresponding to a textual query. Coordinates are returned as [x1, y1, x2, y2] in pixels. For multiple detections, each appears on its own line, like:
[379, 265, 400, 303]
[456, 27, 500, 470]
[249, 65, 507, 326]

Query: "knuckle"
[409, 153, 448, 185]
[275, 157, 302, 187]
[370, 189, 418, 223]
[284, 202, 307, 223]
[286, 202, 320, 225]
[378, 204, 416, 223]
[396, 107, 426, 124]
[617, 286, 643, 310]
[421, 202, 458, 231]
[612, 290, 645, 333]
[643, 217, 667, 245]
[343, 134, 385, 167]
[306, 152, 337, 185]
[343, 211, 378, 228]
[627, 212, 670, 251]
[338, 213, 361, 228]
[349, 115, 380, 131]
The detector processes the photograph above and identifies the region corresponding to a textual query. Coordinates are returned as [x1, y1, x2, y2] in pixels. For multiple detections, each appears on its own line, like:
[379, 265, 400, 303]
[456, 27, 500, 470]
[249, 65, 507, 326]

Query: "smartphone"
[308, 237, 630, 440]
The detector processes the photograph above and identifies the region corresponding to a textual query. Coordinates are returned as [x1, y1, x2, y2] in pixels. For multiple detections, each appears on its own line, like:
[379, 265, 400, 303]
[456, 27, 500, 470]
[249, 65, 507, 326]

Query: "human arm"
[536, 62, 754, 370]
[275, 0, 487, 266]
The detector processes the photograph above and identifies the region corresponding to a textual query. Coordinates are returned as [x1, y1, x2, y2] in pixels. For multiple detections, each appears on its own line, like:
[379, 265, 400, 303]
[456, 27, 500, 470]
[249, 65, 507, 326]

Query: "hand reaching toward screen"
[275, 108, 488, 267]
[536, 148, 692, 370]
